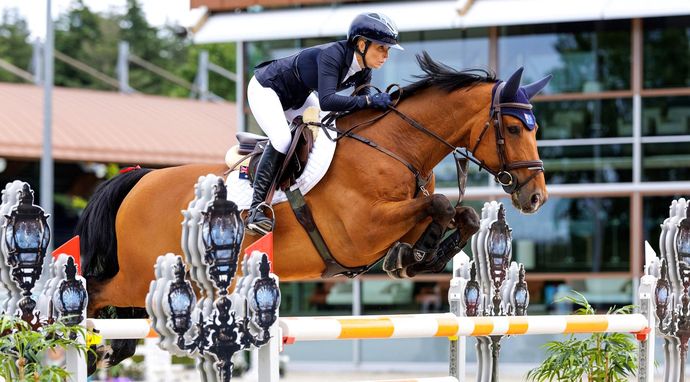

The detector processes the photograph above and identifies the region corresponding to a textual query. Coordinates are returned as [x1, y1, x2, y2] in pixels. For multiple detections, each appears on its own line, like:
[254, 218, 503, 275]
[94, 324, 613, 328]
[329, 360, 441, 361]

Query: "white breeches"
[247, 76, 320, 154]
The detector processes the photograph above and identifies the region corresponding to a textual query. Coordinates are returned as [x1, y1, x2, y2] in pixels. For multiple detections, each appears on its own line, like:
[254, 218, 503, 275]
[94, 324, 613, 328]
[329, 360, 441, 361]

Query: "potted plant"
[0, 314, 90, 382]
[527, 292, 638, 382]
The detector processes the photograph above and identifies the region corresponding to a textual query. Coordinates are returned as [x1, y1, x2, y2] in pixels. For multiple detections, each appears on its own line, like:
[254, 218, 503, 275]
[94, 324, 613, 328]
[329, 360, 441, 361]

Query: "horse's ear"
[501, 67, 524, 100]
[523, 74, 553, 100]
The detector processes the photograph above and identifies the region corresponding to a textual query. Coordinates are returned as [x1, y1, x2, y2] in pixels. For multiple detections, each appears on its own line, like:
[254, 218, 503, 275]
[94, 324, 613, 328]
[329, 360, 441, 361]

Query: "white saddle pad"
[225, 125, 337, 210]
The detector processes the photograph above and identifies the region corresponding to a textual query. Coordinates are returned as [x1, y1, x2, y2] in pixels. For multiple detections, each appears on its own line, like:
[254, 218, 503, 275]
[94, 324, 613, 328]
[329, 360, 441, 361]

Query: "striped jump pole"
[86, 314, 650, 382]
[87, 318, 156, 340]
[93, 313, 651, 342]
[280, 313, 649, 343]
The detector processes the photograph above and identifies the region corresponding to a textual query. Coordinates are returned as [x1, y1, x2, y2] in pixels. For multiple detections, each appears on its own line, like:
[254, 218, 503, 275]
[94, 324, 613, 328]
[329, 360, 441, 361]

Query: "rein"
[318, 81, 544, 197]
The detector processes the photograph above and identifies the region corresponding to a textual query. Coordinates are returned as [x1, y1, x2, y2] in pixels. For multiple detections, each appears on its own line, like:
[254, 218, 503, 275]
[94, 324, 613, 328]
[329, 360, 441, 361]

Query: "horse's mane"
[393, 51, 497, 101]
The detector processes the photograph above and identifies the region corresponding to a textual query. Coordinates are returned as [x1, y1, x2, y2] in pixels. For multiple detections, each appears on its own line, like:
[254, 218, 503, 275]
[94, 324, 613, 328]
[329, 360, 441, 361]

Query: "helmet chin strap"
[356, 40, 372, 69]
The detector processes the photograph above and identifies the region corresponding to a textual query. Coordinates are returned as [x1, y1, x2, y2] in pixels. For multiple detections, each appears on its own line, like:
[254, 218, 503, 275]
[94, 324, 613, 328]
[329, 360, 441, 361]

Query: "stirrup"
[246, 202, 275, 235]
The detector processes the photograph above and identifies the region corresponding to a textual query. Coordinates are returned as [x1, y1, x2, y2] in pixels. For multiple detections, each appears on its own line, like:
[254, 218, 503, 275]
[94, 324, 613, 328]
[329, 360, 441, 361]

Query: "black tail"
[76, 168, 152, 280]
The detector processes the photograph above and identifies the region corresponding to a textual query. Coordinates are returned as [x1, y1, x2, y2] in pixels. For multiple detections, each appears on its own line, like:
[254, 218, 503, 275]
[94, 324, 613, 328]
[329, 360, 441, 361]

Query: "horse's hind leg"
[383, 194, 455, 278]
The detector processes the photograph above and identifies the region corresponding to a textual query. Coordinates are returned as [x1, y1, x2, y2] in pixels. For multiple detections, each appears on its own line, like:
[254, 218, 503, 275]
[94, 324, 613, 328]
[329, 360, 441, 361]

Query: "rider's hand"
[368, 93, 392, 110]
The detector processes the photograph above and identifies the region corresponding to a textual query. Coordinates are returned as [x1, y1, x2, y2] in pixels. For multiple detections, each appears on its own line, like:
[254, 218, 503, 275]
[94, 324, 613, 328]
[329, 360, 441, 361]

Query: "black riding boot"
[246, 143, 285, 235]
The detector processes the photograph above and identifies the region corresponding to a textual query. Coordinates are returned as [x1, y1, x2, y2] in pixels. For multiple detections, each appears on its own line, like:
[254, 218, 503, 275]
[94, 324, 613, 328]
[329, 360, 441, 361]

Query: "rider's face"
[357, 40, 390, 69]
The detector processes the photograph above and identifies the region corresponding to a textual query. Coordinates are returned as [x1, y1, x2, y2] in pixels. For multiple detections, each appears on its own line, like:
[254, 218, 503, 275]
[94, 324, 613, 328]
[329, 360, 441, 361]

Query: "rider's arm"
[317, 52, 368, 111]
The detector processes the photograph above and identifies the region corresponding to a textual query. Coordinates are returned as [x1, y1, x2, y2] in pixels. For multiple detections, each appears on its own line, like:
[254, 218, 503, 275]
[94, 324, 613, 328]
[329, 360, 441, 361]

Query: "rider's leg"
[246, 143, 285, 234]
[246, 76, 291, 234]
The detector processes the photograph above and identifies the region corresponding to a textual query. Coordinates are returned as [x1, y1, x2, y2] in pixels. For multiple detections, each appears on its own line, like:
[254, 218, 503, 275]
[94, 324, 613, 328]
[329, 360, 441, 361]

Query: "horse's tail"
[76, 168, 153, 281]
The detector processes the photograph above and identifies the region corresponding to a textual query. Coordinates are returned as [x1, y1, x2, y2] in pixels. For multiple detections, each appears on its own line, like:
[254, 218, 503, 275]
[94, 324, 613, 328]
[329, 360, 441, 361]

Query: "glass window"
[642, 96, 690, 136]
[534, 98, 633, 139]
[643, 16, 690, 89]
[642, 143, 690, 182]
[502, 196, 630, 272]
[499, 21, 631, 94]
[539, 144, 633, 184]
[371, 28, 489, 90]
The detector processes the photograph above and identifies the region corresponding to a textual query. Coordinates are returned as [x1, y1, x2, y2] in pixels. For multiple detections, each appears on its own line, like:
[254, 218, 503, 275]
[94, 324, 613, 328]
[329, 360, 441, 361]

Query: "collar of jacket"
[339, 42, 356, 83]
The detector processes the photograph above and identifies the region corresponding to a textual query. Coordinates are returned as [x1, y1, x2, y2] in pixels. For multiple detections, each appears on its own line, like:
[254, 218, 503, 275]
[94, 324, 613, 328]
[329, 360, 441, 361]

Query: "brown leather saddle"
[234, 116, 315, 193]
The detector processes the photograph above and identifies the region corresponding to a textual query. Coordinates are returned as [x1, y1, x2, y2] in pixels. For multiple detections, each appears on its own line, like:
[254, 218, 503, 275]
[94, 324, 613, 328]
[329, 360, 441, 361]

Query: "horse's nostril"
[531, 193, 541, 206]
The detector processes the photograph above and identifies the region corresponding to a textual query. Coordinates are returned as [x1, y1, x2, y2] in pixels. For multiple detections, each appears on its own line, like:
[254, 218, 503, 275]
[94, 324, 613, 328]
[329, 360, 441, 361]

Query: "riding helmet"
[347, 12, 403, 50]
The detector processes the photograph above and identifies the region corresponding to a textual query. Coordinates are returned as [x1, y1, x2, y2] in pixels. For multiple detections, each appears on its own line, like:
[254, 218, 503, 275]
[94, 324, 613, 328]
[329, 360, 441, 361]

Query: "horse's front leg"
[406, 205, 480, 277]
[383, 194, 454, 278]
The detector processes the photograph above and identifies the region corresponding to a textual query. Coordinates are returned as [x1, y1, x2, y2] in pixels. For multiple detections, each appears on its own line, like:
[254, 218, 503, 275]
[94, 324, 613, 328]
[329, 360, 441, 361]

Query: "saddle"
[230, 115, 316, 193]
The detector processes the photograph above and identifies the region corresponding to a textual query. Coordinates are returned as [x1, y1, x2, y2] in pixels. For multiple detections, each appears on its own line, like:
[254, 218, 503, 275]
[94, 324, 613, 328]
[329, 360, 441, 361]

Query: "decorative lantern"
[249, 255, 281, 331]
[201, 179, 244, 293]
[486, 205, 512, 286]
[655, 259, 672, 322]
[167, 257, 196, 346]
[56, 257, 88, 328]
[512, 264, 529, 316]
[464, 263, 481, 317]
[3, 184, 50, 322]
[676, 206, 690, 266]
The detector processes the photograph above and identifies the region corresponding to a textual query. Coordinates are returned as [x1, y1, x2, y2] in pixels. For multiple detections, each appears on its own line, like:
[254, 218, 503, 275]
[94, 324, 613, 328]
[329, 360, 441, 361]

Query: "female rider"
[245, 12, 404, 235]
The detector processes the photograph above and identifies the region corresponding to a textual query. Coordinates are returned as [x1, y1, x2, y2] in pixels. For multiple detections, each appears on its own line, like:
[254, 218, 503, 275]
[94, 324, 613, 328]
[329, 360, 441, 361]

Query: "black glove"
[368, 93, 392, 109]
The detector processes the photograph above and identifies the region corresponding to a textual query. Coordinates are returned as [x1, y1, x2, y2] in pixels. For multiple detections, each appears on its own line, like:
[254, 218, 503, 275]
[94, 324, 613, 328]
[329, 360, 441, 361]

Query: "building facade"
[192, 0, 690, 365]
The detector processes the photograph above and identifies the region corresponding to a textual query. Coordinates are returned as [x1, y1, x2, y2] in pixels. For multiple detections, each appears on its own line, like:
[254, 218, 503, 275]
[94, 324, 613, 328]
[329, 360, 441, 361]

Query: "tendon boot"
[246, 143, 285, 235]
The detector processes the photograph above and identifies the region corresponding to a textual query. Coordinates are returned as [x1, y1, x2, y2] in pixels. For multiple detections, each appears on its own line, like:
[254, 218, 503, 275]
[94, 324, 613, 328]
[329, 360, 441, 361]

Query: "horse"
[75, 52, 551, 368]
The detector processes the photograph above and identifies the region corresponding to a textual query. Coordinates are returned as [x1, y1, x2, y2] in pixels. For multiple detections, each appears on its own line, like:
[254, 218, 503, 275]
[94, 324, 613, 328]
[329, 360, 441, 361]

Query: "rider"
[245, 12, 404, 235]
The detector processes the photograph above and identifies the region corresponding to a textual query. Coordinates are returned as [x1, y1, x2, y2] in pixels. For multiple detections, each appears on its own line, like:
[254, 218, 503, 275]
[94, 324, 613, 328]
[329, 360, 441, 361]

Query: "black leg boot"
[246, 143, 285, 235]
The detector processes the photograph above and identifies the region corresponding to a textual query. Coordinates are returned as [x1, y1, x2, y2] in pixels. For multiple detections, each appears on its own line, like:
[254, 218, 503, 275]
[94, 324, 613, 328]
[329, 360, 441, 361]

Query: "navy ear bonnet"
[490, 69, 553, 131]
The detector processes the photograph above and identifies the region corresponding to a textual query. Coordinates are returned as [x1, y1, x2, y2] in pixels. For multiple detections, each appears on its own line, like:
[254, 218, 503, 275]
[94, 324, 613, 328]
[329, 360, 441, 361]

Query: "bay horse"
[76, 52, 551, 368]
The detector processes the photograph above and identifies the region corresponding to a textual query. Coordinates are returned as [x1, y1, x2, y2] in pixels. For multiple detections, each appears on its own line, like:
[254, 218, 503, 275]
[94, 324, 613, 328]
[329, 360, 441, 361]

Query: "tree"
[54, 0, 119, 90]
[1, 0, 237, 102]
[175, 42, 238, 101]
[0, 9, 32, 83]
[119, 0, 188, 95]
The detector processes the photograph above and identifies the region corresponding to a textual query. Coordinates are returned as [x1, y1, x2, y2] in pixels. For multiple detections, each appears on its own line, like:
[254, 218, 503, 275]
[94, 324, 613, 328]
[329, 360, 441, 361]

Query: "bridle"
[319, 80, 544, 197]
[463, 81, 544, 194]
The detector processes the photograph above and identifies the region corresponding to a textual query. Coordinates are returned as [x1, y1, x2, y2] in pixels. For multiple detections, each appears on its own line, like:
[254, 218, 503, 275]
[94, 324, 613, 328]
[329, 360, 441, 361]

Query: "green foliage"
[0, 0, 237, 101]
[0, 9, 32, 83]
[526, 292, 638, 382]
[54, 0, 119, 90]
[176, 42, 238, 101]
[0, 314, 91, 382]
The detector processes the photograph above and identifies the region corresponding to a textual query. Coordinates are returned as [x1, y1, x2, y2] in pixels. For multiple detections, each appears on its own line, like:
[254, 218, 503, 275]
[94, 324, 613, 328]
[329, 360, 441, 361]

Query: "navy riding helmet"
[347, 12, 404, 51]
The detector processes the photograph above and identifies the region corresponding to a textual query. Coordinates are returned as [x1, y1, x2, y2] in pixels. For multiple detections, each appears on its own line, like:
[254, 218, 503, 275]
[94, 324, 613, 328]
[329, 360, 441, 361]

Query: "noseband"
[463, 81, 545, 194]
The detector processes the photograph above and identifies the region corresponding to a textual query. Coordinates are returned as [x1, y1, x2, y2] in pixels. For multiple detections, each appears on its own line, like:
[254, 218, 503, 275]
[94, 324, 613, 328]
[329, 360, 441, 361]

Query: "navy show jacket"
[254, 40, 372, 111]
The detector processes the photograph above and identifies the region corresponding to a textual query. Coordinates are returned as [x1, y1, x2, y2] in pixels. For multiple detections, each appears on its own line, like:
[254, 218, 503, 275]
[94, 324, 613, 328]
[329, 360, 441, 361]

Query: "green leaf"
[528, 292, 638, 382]
[0, 314, 91, 381]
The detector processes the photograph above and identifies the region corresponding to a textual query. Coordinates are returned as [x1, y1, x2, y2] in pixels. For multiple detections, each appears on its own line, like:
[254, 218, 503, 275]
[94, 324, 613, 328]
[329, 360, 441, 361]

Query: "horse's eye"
[507, 125, 520, 135]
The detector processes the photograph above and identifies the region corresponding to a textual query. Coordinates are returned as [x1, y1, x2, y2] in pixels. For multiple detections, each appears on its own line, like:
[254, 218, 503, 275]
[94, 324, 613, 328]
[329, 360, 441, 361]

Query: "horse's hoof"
[383, 242, 414, 273]
[385, 267, 407, 279]
[383, 243, 402, 272]
[456, 206, 480, 234]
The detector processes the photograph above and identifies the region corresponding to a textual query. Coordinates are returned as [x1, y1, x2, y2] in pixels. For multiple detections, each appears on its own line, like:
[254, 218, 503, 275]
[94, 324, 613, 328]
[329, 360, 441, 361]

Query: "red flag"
[52, 236, 81, 274]
[119, 165, 141, 174]
[244, 232, 274, 271]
